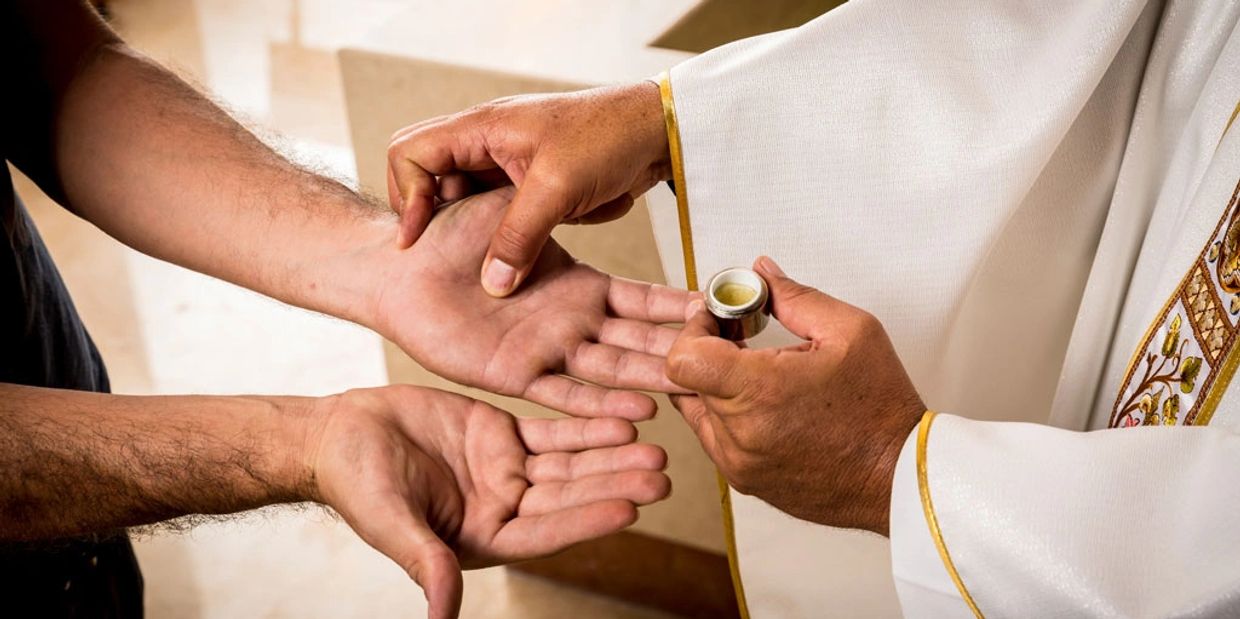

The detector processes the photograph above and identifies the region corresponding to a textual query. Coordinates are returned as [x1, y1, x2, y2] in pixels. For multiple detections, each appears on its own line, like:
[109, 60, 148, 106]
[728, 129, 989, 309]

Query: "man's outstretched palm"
[310, 385, 669, 619]
[375, 187, 691, 419]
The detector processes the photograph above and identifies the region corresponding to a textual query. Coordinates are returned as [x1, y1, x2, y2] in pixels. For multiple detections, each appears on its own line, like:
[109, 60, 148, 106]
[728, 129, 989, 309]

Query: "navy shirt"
[0, 163, 143, 617]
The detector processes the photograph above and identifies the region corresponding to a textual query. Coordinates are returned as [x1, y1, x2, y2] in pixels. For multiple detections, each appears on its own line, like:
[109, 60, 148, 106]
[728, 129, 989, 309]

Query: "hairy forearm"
[54, 43, 396, 327]
[0, 383, 319, 541]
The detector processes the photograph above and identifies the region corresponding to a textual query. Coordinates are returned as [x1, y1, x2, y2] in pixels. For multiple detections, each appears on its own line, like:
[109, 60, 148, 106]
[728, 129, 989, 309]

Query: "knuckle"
[386, 140, 405, 165]
[851, 310, 884, 340]
[492, 223, 537, 258]
[778, 282, 818, 306]
[387, 128, 409, 147]
[665, 348, 691, 384]
[536, 168, 577, 197]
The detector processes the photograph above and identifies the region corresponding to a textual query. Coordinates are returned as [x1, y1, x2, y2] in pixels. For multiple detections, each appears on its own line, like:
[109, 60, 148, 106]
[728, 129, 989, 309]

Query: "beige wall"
[339, 52, 726, 553]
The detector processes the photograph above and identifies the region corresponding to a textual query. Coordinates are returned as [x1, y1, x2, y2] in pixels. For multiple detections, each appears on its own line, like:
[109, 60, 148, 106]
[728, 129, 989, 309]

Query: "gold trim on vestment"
[1184, 101, 1240, 425]
[1110, 102, 1240, 428]
[916, 411, 984, 618]
[1220, 100, 1240, 147]
[658, 71, 751, 619]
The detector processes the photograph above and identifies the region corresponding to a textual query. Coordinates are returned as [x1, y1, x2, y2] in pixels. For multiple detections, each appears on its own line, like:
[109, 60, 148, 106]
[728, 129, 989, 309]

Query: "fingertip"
[591, 389, 656, 422]
[685, 299, 704, 322]
[653, 446, 669, 471]
[397, 202, 430, 250]
[611, 499, 640, 529]
[754, 255, 786, 278]
[586, 416, 638, 446]
[396, 222, 412, 249]
[481, 255, 519, 297]
[614, 391, 657, 421]
[626, 442, 669, 471]
[641, 471, 673, 503]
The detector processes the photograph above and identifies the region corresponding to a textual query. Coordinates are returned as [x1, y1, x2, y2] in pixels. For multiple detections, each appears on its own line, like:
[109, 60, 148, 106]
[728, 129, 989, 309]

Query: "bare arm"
[0, 382, 669, 617]
[3, 0, 389, 326]
[52, 24, 388, 326]
[4, 2, 688, 419]
[0, 384, 313, 541]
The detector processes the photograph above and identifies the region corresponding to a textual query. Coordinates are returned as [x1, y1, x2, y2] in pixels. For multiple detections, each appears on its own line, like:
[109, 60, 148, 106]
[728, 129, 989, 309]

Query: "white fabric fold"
[920, 413, 1240, 617]
[655, 0, 1159, 614]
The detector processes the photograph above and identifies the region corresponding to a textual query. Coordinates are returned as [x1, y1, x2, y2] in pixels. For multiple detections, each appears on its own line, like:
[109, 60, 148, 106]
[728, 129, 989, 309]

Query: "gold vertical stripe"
[917, 411, 984, 618]
[1219, 99, 1240, 147]
[659, 73, 699, 291]
[658, 71, 750, 619]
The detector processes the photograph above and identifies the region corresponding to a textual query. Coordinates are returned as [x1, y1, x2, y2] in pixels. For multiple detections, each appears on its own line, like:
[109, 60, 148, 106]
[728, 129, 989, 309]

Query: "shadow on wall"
[650, 0, 845, 53]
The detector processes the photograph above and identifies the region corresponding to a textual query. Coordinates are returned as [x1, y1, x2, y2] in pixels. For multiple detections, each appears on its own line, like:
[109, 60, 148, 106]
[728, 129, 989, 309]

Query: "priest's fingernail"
[482, 257, 518, 296]
[685, 300, 704, 321]
[757, 255, 786, 277]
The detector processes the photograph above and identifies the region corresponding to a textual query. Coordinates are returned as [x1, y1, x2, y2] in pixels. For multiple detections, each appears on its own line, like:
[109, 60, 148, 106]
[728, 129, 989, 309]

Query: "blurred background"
[14, 1, 837, 616]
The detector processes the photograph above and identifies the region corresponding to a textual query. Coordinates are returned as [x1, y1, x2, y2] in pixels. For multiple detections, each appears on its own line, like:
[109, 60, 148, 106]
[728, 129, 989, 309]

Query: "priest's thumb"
[481, 165, 572, 297]
[754, 256, 848, 342]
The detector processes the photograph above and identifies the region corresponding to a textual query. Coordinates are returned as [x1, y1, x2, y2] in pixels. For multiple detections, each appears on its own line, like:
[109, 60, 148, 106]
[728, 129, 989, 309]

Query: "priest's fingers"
[517, 470, 671, 517]
[566, 342, 686, 394]
[388, 118, 501, 248]
[597, 318, 680, 356]
[387, 143, 440, 249]
[607, 277, 695, 324]
[570, 194, 634, 225]
[525, 443, 668, 483]
[489, 499, 638, 561]
[516, 415, 637, 454]
[437, 169, 513, 202]
[523, 375, 657, 421]
[669, 394, 722, 462]
[665, 304, 747, 397]
[437, 173, 473, 203]
[754, 256, 854, 341]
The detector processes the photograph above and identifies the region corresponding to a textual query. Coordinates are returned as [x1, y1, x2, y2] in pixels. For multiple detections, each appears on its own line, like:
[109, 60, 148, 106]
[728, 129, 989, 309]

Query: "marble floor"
[15, 0, 675, 617]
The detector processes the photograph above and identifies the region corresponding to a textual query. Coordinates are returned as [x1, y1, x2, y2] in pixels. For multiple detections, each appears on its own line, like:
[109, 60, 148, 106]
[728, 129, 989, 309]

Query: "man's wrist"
[623, 80, 672, 182]
[234, 395, 326, 506]
[863, 406, 928, 536]
[278, 190, 402, 334]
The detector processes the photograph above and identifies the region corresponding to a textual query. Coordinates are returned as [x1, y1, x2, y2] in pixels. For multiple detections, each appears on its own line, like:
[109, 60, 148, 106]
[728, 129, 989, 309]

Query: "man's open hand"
[665, 257, 926, 535]
[384, 82, 669, 297]
[372, 186, 691, 420]
[308, 385, 670, 619]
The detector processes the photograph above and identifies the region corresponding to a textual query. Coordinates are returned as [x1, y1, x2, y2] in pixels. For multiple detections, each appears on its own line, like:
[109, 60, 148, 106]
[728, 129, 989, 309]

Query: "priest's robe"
[644, 1, 1240, 616]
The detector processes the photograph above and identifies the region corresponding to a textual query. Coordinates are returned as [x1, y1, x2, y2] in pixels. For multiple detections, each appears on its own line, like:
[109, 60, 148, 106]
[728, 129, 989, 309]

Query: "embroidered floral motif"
[1110, 178, 1240, 428]
[1112, 310, 1204, 427]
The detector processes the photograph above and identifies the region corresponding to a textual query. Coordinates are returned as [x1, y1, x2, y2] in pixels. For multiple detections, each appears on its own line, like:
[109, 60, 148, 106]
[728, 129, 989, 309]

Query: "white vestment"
[645, 1, 1240, 616]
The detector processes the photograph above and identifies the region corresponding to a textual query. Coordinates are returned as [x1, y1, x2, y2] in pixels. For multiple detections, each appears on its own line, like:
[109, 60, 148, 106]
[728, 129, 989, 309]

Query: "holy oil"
[705, 267, 770, 341]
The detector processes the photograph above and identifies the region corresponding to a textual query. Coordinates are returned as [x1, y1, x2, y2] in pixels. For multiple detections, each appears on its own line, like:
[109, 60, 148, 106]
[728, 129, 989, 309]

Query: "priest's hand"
[665, 257, 925, 535]
[372, 187, 690, 420]
[384, 82, 669, 297]
[310, 385, 670, 619]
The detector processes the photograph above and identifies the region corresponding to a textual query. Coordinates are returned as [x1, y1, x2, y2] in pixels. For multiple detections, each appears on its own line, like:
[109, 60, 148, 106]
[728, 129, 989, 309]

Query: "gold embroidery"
[1110, 178, 1240, 427]
[1216, 209, 1240, 293]
[916, 411, 984, 618]
[659, 71, 752, 619]
[1185, 265, 1227, 362]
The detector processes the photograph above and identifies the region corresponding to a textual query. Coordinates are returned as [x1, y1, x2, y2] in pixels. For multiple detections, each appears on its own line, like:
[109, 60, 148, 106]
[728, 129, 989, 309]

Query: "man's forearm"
[0, 383, 319, 541]
[54, 42, 395, 327]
